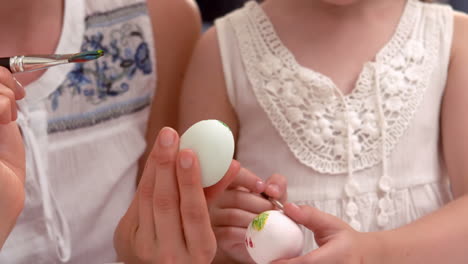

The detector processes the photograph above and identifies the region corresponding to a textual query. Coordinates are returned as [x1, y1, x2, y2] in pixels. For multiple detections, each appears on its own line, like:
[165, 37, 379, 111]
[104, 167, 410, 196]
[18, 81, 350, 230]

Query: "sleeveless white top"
[216, 0, 454, 253]
[0, 0, 156, 263]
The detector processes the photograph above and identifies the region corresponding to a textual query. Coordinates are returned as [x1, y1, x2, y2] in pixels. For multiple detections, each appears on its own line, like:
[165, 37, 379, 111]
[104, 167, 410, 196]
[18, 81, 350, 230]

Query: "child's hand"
[273, 203, 382, 264]
[0, 66, 26, 248]
[211, 173, 288, 263]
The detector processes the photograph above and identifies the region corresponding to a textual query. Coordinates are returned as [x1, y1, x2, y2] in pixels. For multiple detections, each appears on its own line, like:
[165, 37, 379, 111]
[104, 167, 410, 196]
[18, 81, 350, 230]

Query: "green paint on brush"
[68, 50, 104, 63]
[251, 212, 269, 231]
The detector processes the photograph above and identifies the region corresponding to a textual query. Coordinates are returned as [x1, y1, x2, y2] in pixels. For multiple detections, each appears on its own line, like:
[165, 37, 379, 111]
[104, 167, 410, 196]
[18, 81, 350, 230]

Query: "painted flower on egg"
[245, 210, 305, 263]
[245, 212, 270, 250]
[251, 212, 269, 231]
[245, 237, 254, 248]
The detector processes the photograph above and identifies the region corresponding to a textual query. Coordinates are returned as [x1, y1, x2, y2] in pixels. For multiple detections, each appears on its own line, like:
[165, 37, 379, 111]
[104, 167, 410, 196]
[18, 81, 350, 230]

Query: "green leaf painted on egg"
[251, 212, 269, 231]
[218, 120, 231, 131]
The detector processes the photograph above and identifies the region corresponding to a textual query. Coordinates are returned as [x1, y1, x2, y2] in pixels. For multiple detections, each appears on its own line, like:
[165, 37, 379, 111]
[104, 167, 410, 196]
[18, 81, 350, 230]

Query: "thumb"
[203, 160, 241, 202]
[282, 202, 346, 233]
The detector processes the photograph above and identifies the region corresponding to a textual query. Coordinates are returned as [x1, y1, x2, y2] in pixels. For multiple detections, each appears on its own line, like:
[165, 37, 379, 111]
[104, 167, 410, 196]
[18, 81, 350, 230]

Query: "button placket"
[377, 177, 394, 227]
[346, 201, 358, 217]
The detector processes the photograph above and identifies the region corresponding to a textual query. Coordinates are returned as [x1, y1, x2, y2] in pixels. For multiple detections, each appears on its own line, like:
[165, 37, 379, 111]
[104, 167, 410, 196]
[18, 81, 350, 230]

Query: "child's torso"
[216, 0, 454, 252]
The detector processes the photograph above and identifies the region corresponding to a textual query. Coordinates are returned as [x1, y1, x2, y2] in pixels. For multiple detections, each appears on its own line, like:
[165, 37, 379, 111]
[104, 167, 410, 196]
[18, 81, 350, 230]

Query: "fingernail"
[159, 128, 175, 147]
[267, 184, 280, 195]
[256, 180, 265, 192]
[179, 151, 193, 169]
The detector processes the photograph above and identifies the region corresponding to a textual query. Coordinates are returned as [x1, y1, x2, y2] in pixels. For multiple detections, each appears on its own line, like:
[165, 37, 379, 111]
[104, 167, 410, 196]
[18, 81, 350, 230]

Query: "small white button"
[378, 176, 393, 192]
[350, 219, 362, 231]
[346, 202, 358, 217]
[378, 197, 390, 210]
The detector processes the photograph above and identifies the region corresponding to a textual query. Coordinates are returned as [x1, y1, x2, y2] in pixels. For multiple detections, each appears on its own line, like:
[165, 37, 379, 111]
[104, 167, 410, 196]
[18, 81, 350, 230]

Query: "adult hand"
[0, 66, 26, 248]
[114, 127, 263, 263]
[273, 203, 380, 264]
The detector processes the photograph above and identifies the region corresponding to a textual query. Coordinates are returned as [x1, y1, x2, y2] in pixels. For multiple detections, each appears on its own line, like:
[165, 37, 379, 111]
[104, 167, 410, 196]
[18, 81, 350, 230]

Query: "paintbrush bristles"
[68, 50, 104, 63]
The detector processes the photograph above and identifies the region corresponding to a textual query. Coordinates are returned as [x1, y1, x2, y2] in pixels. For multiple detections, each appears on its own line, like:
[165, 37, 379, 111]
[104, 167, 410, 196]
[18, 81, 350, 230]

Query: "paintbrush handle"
[261, 192, 285, 211]
[9, 56, 69, 73]
[0, 57, 10, 71]
[0, 56, 68, 73]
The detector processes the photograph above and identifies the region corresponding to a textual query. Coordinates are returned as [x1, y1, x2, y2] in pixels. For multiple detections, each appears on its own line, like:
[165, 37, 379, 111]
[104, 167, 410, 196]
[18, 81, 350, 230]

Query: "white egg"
[245, 210, 304, 264]
[179, 119, 235, 187]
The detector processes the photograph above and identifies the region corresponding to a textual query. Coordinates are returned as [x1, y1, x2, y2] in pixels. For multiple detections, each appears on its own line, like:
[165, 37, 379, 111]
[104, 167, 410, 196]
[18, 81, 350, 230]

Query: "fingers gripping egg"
[245, 210, 304, 264]
[179, 120, 235, 187]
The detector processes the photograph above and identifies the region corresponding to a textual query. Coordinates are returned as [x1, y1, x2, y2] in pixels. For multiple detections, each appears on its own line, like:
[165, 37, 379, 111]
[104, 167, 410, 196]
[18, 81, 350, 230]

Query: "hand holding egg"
[116, 125, 240, 264]
[245, 210, 304, 264]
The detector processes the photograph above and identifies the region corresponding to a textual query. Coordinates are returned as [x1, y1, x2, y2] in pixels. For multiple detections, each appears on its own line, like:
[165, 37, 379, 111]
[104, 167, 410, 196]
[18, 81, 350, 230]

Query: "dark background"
[450, 0, 468, 11]
[196, 0, 249, 23]
[196, 0, 468, 24]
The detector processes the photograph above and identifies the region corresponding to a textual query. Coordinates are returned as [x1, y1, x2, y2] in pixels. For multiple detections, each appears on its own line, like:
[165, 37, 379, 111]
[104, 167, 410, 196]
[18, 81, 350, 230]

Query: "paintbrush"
[261, 192, 284, 211]
[0, 50, 104, 74]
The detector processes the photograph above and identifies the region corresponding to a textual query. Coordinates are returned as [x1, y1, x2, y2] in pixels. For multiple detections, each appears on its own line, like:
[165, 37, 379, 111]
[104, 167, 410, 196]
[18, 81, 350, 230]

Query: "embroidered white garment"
[0, 0, 156, 263]
[216, 0, 454, 253]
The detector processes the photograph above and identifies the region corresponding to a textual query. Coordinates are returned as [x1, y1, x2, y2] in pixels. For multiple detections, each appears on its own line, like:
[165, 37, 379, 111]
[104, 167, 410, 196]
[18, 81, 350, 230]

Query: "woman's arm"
[138, 0, 202, 182]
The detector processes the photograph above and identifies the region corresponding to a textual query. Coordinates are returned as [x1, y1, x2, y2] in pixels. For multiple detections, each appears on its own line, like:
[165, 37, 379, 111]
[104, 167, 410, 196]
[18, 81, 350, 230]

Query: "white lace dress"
[215, 0, 454, 253]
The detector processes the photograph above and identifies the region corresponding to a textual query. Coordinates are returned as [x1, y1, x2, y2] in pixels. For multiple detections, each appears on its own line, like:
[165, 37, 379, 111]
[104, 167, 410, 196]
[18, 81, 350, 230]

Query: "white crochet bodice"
[215, 0, 454, 240]
[234, 0, 437, 175]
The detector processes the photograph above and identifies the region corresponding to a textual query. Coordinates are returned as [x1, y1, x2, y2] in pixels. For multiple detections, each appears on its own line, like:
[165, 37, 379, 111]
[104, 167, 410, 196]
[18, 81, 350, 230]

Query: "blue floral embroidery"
[85, 33, 106, 51]
[49, 22, 152, 111]
[135, 43, 151, 74]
